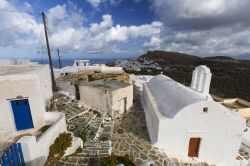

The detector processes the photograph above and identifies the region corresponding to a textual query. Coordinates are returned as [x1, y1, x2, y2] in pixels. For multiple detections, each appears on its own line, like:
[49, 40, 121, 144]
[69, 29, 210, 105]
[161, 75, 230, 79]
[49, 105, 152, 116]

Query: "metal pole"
[57, 49, 62, 69]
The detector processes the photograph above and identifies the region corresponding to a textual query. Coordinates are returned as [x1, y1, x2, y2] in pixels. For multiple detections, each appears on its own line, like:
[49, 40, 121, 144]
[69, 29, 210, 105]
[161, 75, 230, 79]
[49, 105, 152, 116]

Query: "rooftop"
[0, 65, 48, 77]
[146, 74, 208, 118]
[83, 79, 131, 91]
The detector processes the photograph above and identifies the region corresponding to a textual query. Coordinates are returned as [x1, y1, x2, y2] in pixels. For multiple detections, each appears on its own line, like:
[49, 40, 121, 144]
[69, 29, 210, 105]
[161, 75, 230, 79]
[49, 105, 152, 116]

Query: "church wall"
[157, 101, 245, 166]
[142, 83, 165, 146]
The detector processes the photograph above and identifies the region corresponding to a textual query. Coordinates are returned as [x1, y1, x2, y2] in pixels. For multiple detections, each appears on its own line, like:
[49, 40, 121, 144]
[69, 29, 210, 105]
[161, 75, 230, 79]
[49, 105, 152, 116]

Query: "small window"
[203, 107, 208, 113]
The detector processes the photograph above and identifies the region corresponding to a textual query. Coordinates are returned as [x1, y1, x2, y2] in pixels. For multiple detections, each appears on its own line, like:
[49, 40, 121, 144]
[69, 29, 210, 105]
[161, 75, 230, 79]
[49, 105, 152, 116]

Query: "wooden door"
[188, 138, 201, 157]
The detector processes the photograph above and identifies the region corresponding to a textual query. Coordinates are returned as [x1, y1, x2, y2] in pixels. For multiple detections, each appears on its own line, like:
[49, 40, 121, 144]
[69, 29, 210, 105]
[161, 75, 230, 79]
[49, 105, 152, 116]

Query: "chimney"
[191, 65, 212, 95]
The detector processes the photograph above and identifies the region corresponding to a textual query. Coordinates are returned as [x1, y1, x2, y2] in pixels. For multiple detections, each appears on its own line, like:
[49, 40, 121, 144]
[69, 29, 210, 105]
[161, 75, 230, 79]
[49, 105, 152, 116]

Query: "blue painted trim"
[6, 149, 13, 166]
[18, 143, 25, 166]
[10, 145, 17, 166]
[1, 153, 8, 166]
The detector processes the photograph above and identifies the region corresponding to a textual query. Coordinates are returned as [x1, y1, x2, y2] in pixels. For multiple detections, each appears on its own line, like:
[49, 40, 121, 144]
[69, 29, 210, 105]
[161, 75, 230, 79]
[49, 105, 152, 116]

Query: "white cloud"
[151, 0, 250, 56]
[86, 0, 124, 8]
[0, 0, 42, 47]
[0, 0, 162, 57]
[86, 0, 102, 8]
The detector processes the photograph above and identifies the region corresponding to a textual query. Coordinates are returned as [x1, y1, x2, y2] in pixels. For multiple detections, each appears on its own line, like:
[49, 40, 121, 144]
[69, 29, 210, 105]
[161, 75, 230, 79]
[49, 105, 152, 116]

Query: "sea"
[32, 58, 120, 68]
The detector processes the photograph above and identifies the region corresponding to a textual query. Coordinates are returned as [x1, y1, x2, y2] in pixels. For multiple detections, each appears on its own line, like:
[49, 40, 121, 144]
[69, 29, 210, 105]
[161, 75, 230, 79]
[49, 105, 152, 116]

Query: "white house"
[73, 60, 91, 66]
[142, 65, 246, 166]
[0, 64, 53, 142]
[79, 80, 133, 117]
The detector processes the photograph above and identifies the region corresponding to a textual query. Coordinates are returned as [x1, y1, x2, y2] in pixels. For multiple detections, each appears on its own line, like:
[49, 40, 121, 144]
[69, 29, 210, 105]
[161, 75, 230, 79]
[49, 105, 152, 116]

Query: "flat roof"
[0, 65, 48, 77]
[83, 79, 131, 91]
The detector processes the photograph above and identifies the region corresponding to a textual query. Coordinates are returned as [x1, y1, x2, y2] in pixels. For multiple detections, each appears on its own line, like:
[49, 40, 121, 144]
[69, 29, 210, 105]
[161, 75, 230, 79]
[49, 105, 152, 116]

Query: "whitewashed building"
[73, 60, 91, 66]
[142, 65, 246, 166]
[57, 59, 124, 76]
[79, 80, 133, 117]
[0, 65, 53, 142]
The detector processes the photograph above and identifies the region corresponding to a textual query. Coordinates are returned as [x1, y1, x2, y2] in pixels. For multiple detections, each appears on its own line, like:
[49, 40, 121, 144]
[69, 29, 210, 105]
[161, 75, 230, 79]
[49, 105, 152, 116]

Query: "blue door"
[11, 99, 34, 131]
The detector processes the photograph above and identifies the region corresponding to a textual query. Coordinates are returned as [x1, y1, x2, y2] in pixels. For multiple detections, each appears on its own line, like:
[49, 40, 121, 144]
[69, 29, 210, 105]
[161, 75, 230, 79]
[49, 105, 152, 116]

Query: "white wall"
[111, 84, 133, 115]
[79, 85, 112, 112]
[18, 112, 67, 166]
[57, 81, 76, 97]
[0, 77, 45, 140]
[143, 83, 246, 166]
[0, 66, 52, 142]
[79, 84, 133, 116]
[37, 66, 53, 108]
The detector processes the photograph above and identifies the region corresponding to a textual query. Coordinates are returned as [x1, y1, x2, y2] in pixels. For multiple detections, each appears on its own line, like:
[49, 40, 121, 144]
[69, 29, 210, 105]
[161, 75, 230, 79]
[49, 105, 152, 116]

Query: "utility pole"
[57, 49, 62, 69]
[42, 12, 57, 92]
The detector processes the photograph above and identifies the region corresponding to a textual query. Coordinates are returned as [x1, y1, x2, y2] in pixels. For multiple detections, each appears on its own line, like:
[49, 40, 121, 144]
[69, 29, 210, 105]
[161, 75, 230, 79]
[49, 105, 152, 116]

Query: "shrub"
[100, 154, 135, 166]
[77, 127, 89, 143]
[100, 136, 109, 142]
[47, 132, 72, 165]
[40, 125, 51, 133]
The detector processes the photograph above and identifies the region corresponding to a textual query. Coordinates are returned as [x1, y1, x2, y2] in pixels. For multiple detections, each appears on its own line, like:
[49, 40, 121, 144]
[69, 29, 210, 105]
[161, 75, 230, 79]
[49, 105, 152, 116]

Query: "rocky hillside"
[108, 51, 250, 101]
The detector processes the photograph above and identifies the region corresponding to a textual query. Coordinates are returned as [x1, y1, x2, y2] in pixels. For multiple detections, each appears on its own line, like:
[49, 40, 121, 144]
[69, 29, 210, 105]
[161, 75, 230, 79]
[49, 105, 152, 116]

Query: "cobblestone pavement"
[50, 93, 113, 166]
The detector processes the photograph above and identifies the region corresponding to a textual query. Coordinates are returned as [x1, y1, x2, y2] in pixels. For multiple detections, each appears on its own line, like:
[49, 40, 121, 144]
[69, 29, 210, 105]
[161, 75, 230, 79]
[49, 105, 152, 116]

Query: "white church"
[142, 65, 246, 166]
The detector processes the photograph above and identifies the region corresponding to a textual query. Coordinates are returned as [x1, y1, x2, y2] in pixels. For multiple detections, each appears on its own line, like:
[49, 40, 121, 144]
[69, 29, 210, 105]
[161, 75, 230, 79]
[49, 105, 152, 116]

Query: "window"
[188, 138, 201, 157]
[203, 107, 208, 113]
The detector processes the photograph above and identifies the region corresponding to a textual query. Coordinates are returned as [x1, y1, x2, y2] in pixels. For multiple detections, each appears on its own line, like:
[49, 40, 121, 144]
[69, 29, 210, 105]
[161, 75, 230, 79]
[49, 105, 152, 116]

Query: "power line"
[0, 8, 41, 15]
[0, 24, 21, 34]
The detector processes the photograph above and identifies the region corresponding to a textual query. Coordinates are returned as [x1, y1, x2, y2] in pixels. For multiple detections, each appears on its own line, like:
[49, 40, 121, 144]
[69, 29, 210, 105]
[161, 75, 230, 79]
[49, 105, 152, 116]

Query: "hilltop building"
[79, 80, 133, 117]
[142, 65, 246, 166]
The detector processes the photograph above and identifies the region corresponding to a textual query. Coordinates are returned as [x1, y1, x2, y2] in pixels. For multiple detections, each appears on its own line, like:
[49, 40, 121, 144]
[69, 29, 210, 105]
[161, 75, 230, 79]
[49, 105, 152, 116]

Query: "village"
[0, 59, 249, 166]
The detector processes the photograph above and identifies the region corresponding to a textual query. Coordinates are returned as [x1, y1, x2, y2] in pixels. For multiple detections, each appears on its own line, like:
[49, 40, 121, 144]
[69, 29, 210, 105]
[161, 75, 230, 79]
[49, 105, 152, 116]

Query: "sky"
[0, 0, 250, 59]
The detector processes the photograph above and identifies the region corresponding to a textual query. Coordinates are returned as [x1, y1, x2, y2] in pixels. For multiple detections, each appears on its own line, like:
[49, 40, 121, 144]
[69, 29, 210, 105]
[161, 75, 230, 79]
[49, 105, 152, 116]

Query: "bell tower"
[191, 65, 212, 95]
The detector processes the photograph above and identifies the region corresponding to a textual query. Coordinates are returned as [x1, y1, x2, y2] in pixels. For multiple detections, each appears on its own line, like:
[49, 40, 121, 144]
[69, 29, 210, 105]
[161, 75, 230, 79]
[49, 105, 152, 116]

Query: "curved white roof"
[147, 74, 207, 118]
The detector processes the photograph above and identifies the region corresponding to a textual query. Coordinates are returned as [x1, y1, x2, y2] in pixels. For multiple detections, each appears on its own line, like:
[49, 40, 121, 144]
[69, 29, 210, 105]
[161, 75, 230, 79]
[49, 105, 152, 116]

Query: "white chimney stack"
[191, 65, 212, 95]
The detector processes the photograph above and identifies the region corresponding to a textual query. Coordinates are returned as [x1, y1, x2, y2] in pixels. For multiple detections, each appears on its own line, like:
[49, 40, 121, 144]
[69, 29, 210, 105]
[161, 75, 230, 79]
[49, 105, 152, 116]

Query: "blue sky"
[1, 0, 250, 59]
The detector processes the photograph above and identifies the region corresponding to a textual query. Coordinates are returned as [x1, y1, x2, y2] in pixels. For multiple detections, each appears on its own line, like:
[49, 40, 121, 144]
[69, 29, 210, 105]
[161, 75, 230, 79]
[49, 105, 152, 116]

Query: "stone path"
[49, 93, 113, 166]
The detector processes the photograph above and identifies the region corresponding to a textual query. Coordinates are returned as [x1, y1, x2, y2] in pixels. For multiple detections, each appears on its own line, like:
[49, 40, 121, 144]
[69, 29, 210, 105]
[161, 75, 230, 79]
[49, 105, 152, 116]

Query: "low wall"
[57, 81, 76, 97]
[18, 112, 67, 166]
[61, 66, 124, 74]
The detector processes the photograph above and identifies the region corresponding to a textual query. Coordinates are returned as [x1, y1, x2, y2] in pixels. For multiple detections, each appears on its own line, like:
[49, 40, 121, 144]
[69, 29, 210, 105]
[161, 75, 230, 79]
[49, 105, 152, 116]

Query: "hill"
[110, 51, 250, 101]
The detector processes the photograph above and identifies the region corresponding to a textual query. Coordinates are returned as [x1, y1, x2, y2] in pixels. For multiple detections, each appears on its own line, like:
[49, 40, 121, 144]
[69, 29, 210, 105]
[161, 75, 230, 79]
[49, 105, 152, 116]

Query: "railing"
[1, 143, 25, 166]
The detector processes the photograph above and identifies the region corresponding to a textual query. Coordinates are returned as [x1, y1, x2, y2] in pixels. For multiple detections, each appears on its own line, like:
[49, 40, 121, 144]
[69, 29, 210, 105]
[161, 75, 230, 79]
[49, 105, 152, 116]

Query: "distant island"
[107, 51, 250, 101]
